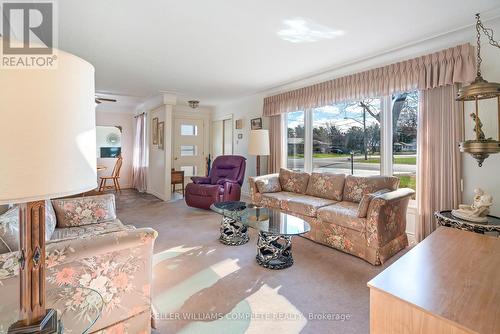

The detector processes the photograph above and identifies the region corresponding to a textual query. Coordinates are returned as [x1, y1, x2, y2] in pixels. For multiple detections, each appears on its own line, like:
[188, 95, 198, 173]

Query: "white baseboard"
[147, 189, 168, 201]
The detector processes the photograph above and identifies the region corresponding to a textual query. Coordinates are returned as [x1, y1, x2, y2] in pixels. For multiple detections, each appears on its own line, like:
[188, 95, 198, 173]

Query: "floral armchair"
[0, 195, 157, 334]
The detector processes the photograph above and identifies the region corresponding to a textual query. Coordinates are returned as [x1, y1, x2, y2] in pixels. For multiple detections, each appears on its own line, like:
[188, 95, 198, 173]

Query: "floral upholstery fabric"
[260, 192, 304, 210]
[282, 195, 336, 218]
[305, 172, 345, 201]
[315, 219, 368, 260]
[49, 219, 130, 242]
[45, 200, 57, 241]
[317, 202, 366, 232]
[251, 172, 413, 265]
[357, 188, 391, 218]
[279, 168, 310, 194]
[0, 207, 18, 254]
[342, 175, 399, 203]
[366, 196, 410, 248]
[255, 174, 281, 193]
[0, 201, 56, 255]
[52, 194, 117, 227]
[0, 226, 157, 333]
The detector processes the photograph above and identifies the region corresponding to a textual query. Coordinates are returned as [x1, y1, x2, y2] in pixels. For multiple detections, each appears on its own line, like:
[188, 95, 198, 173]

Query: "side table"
[434, 210, 500, 236]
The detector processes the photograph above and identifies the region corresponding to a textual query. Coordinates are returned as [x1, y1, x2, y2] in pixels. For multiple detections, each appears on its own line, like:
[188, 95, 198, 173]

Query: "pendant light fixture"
[456, 13, 500, 167]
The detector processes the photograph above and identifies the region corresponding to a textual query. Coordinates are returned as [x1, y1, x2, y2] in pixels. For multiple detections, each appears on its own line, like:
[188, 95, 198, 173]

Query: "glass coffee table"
[210, 201, 250, 246]
[211, 201, 311, 269]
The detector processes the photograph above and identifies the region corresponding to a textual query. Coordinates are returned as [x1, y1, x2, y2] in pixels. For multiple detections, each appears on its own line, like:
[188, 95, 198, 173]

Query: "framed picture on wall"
[152, 117, 159, 145]
[158, 121, 165, 150]
[235, 119, 243, 129]
[251, 117, 262, 130]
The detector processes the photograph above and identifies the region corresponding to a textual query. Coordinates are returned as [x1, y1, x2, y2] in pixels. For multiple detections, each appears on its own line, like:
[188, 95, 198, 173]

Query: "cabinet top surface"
[368, 227, 500, 333]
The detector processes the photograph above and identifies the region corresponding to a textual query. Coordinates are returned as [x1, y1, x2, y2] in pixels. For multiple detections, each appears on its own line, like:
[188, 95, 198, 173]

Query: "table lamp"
[248, 129, 270, 176]
[0, 39, 96, 333]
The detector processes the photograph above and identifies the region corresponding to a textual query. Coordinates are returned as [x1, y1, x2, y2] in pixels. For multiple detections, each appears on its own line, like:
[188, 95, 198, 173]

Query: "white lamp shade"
[248, 129, 270, 156]
[0, 39, 97, 204]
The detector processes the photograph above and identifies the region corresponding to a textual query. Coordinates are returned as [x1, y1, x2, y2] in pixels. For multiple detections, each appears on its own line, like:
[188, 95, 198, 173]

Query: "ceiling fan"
[95, 96, 117, 104]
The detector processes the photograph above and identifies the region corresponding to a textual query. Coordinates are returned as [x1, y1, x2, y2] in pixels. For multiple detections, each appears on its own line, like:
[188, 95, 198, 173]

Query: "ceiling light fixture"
[188, 100, 200, 109]
[277, 18, 344, 43]
[456, 13, 500, 167]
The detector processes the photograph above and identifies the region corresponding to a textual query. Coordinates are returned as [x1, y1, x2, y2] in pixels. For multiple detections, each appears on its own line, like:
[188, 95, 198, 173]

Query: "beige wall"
[95, 111, 135, 188]
[212, 94, 268, 195]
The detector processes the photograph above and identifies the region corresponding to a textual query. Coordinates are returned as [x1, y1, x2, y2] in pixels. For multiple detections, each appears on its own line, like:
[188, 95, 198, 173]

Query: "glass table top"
[211, 201, 311, 236]
[0, 286, 103, 334]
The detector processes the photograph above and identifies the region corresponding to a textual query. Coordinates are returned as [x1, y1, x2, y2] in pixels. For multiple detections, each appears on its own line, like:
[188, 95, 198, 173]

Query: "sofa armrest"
[366, 188, 415, 248]
[0, 228, 157, 332]
[191, 176, 211, 184]
[248, 173, 279, 204]
[373, 188, 415, 202]
[216, 178, 239, 185]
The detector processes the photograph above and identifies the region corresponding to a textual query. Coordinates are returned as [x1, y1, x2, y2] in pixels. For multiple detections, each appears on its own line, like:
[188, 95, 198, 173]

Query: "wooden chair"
[99, 155, 123, 193]
[171, 169, 185, 197]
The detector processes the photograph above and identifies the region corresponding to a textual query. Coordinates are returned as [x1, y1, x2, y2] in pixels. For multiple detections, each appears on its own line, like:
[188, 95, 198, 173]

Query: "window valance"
[263, 43, 475, 116]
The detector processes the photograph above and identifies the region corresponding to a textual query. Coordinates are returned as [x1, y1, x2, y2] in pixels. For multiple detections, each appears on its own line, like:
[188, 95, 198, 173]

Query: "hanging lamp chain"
[475, 13, 500, 78]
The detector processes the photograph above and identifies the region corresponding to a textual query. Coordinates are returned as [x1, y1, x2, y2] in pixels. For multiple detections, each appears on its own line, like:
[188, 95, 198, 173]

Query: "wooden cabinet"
[368, 227, 500, 334]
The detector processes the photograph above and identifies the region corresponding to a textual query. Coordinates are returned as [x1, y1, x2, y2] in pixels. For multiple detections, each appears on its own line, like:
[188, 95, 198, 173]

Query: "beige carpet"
[115, 189, 408, 334]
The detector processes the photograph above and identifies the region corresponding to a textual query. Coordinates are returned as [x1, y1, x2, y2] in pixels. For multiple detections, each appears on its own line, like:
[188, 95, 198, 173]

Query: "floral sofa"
[0, 194, 157, 334]
[249, 169, 415, 265]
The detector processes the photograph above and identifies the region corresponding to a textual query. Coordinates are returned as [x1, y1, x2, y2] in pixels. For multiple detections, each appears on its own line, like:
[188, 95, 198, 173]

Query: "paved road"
[287, 156, 416, 174]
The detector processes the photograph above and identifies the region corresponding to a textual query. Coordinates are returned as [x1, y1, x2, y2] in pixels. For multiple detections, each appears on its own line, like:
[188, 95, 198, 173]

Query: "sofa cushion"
[357, 189, 391, 218]
[279, 168, 310, 194]
[282, 195, 337, 218]
[306, 172, 345, 201]
[343, 175, 399, 203]
[49, 219, 127, 242]
[52, 194, 117, 227]
[256, 176, 282, 193]
[0, 201, 58, 254]
[0, 207, 19, 254]
[45, 200, 57, 240]
[261, 192, 304, 209]
[317, 202, 366, 232]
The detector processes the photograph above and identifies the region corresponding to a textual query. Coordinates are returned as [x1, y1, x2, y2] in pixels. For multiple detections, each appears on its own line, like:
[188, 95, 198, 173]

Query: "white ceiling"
[58, 0, 500, 108]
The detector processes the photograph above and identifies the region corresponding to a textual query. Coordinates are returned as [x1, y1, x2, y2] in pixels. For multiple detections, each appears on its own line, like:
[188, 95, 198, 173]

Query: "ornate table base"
[219, 216, 249, 246]
[256, 232, 293, 269]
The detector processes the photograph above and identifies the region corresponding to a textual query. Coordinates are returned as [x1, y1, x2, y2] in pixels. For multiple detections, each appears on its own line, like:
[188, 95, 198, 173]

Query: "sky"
[287, 101, 380, 132]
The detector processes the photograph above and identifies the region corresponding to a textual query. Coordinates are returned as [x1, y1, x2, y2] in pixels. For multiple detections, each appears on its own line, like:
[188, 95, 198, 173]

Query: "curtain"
[263, 44, 475, 116]
[267, 115, 282, 173]
[416, 85, 463, 241]
[132, 113, 147, 192]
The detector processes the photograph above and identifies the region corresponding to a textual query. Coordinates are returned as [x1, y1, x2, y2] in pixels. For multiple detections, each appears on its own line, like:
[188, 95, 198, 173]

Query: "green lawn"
[359, 156, 416, 165]
[398, 175, 416, 191]
[288, 153, 350, 158]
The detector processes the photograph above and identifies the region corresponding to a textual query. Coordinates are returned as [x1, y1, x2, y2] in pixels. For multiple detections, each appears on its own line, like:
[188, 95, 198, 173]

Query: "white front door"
[173, 118, 205, 178]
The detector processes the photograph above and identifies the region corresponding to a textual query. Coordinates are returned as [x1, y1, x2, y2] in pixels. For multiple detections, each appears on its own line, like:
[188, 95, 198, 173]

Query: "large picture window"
[285, 91, 418, 197]
[287, 110, 305, 171]
[312, 99, 381, 175]
[392, 91, 418, 194]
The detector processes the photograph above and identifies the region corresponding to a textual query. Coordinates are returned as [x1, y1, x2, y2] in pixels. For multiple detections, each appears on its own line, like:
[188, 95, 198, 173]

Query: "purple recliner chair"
[185, 155, 247, 210]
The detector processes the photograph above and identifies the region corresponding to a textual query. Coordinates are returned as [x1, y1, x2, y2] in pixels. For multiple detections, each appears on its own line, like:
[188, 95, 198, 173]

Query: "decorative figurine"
[470, 113, 492, 141]
[452, 188, 493, 223]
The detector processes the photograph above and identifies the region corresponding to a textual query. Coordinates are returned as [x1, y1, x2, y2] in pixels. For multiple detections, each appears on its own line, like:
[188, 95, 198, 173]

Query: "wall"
[147, 104, 173, 201]
[212, 17, 500, 230]
[212, 94, 268, 195]
[95, 110, 134, 188]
